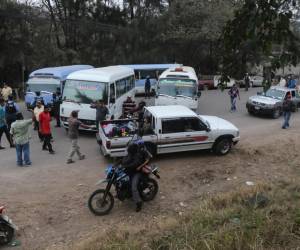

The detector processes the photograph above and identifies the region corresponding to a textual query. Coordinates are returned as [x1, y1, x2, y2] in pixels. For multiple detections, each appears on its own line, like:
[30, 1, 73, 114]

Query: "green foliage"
[221, 0, 300, 79]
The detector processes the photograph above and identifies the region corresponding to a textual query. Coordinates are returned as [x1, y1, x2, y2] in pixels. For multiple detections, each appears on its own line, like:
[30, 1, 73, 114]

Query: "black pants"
[42, 134, 53, 152]
[6, 116, 16, 131]
[55, 115, 61, 126]
[0, 125, 13, 146]
[145, 88, 151, 98]
[131, 173, 142, 204]
[34, 121, 43, 141]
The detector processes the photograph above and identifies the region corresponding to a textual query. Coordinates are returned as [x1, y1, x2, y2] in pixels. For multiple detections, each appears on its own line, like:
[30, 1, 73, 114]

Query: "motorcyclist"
[122, 141, 149, 212]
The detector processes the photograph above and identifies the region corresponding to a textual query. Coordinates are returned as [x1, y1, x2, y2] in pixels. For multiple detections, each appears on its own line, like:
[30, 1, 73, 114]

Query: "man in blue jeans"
[282, 93, 294, 129]
[10, 113, 33, 166]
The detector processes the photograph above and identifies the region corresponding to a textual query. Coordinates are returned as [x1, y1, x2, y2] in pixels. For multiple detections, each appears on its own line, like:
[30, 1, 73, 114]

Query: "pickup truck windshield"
[158, 78, 196, 98]
[27, 78, 60, 93]
[63, 80, 108, 104]
[265, 89, 285, 100]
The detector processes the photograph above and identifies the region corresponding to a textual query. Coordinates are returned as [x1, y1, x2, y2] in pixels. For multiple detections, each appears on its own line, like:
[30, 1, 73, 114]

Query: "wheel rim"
[220, 140, 231, 154]
[0, 225, 12, 244]
[274, 110, 280, 117]
[140, 181, 156, 200]
[90, 193, 111, 214]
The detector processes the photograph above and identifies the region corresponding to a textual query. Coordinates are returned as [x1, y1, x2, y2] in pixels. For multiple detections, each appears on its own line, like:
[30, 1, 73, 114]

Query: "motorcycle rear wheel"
[139, 178, 158, 202]
[88, 189, 114, 216]
[0, 223, 14, 246]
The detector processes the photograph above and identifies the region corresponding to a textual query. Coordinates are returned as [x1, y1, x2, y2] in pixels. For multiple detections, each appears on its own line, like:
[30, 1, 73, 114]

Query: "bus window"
[109, 83, 116, 104]
[116, 79, 126, 98]
[135, 71, 140, 80]
[140, 70, 158, 79]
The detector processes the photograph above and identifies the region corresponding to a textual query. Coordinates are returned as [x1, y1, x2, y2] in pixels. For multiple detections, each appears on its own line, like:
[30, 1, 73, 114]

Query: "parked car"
[246, 86, 300, 118]
[198, 75, 214, 90]
[97, 105, 240, 157]
[237, 75, 264, 87]
[213, 75, 236, 88]
[250, 75, 264, 87]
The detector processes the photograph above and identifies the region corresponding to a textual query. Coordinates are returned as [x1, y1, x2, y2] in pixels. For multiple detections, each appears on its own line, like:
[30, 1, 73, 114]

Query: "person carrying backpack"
[5, 95, 19, 131]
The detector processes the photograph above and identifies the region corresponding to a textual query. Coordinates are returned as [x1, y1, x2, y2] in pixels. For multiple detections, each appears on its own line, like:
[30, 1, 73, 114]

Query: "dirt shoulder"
[2, 120, 299, 249]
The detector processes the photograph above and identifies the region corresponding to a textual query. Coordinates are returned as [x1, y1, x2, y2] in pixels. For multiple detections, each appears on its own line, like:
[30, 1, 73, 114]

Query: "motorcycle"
[0, 206, 17, 246]
[88, 163, 160, 216]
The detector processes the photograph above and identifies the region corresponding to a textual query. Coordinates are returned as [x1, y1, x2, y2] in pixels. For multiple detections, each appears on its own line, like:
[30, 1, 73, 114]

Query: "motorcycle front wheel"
[0, 223, 14, 246]
[139, 178, 158, 202]
[88, 189, 114, 216]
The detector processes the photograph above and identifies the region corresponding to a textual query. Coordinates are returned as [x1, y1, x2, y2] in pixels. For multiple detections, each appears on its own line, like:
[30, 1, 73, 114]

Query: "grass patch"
[75, 182, 300, 250]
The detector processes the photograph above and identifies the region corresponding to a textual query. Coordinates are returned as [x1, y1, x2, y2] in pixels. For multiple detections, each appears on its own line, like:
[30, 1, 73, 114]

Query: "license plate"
[254, 106, 260, 110]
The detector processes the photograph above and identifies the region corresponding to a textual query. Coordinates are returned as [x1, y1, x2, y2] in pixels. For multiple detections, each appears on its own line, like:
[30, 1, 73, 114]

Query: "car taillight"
[106, 141, 111, 149]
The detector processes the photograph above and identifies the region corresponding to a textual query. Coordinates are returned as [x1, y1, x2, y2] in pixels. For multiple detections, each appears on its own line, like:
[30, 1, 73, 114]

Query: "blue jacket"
[0, 106, 6, 128]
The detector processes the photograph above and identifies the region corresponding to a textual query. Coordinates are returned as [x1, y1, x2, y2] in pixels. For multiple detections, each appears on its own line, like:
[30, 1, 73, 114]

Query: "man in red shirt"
[39, 106, 54, 154]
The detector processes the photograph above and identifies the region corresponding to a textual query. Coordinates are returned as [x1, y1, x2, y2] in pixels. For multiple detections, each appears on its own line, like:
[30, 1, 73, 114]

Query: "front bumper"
[60, 116, 97, 131]
[246, 103, 275, 115]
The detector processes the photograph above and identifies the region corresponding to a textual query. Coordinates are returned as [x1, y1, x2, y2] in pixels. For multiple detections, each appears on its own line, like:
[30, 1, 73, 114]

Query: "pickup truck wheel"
[213, 137, 232, 155]
[272, 108, 281, 119]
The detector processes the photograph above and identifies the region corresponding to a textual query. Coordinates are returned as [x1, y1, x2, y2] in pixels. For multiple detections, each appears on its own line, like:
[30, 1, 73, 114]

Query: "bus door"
[108, 82, 116, 118]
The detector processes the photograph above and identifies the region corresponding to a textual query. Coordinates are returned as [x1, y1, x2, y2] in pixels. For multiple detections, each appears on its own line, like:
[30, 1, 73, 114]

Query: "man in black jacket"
[282, 93, 294, 129]
[122, 143, 147, 212]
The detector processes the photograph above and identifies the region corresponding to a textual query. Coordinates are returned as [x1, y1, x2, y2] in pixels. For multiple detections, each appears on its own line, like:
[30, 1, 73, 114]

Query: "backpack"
[5, 102, 17, 114]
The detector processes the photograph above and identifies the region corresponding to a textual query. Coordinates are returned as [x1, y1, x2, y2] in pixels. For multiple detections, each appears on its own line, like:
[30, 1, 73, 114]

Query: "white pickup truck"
[96, 105, 240, 157]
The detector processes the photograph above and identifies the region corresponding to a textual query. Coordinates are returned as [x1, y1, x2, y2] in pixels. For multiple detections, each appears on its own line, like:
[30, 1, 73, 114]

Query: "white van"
[60, 66, 135, 131]
[155, 66, 200, 110]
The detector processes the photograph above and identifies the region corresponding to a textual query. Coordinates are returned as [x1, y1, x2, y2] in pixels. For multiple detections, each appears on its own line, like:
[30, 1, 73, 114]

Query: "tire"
[0, 223, 14, 246]
[213, 137, 232, 155]
[139, 178, 158, 202]
[247, 109, 254, 115]
[272, 108, 281, 119]
[88, 189, 114, 216]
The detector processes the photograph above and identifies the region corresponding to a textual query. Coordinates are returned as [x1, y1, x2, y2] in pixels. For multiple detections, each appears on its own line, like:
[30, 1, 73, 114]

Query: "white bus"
[155, 66, 200, 111]
[60, 66, 135, 131]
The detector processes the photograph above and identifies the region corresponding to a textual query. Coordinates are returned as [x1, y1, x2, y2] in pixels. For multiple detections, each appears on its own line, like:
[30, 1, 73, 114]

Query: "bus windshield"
[63, 80, 108, 104]
[158, 78, 197, 98]
[27, 78, 60, 93]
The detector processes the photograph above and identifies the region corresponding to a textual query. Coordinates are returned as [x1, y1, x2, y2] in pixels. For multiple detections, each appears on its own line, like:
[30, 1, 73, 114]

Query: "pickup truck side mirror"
[206, 126, 211, 132]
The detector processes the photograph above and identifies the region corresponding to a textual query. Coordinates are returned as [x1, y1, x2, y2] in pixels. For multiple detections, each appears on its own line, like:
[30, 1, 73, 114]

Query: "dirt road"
[1, 88, 300, 249]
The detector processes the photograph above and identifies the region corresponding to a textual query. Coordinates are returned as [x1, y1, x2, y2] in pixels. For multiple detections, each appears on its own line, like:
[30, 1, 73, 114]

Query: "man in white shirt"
[33, 101, 44, 141]
[1, 83, 13, 101]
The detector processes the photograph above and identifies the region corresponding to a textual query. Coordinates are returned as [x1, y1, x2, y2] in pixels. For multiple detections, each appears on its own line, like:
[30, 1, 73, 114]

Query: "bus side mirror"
[197, 92, 201, 97]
